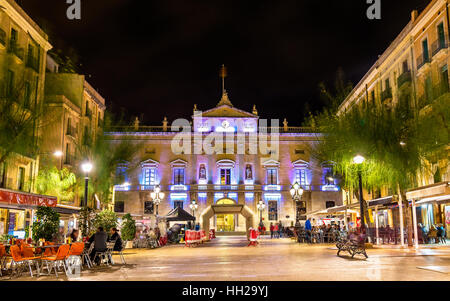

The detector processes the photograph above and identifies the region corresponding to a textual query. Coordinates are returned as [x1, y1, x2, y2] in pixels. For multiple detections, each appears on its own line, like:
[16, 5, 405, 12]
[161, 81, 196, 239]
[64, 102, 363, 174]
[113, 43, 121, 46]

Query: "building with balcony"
[106, 90, 342, 233]
[337, 0, 450, 236]
[0, 0, 53, 237]
[40, 55, 106, 206]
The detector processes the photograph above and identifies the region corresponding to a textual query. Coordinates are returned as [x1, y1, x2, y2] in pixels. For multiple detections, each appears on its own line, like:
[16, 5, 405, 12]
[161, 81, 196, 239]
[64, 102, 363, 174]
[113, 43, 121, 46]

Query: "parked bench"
[336, 235, 368, 259]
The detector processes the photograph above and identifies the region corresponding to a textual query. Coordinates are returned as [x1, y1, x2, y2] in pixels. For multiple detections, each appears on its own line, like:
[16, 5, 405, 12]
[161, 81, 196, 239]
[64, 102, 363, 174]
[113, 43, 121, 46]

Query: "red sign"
[0, 189, 57, 207]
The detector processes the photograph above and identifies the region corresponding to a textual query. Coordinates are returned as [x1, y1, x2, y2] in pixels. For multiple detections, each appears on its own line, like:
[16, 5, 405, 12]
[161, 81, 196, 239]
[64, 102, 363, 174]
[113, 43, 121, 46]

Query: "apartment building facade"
[40, 55, 106, 206]
[0, 0, 54, 237]
[338, 0, 450, 237]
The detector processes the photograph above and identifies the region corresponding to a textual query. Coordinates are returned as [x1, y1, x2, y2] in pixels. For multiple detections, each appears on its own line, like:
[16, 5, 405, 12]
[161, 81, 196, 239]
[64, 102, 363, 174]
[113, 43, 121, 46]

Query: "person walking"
[305, 218, 312, 243]
[274, 223, 279, 239]
[278, 221, 283, 238]
[270, 223, 274, 239]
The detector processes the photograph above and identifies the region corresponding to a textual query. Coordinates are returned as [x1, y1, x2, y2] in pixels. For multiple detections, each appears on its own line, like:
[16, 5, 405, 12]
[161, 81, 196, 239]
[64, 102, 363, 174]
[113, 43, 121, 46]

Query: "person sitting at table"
[88, 227, 108, 265]
[109, 228, 123, 251]
[70, 229, 80, 242]
[52, 227, 65, 244]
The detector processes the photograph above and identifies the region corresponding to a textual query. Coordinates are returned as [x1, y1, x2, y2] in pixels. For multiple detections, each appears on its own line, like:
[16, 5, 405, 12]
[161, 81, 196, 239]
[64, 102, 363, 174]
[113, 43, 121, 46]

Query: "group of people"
[65, 227, 123, 265]
[301, 218, 346, 244]
[269, 222, 284, 238]
[418, 223, 447, 244]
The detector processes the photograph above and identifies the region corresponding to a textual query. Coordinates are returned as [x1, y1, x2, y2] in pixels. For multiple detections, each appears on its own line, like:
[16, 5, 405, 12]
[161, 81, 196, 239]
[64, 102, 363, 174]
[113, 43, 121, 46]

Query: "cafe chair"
[93, 241, 116, 266]
[9, 245, 41, 278]
[40, 244, 70, 277]
[82, 242, 95, 269]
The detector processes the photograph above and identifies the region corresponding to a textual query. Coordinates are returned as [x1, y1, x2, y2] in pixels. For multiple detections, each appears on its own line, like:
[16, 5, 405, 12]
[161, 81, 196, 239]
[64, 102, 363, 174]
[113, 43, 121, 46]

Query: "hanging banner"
[0, 189, 57, 207]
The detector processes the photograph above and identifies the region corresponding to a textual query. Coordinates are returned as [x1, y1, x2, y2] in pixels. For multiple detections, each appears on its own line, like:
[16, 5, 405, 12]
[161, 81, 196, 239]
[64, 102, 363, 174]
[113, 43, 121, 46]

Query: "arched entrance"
[215, 199, 236, 231]
[199, 199, 257, 233]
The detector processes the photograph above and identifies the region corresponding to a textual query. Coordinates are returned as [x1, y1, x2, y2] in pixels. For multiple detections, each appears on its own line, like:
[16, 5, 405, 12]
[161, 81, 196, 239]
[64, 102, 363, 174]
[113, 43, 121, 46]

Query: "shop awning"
[406, 182, 450, 205]
[0, 188, 57, 208]
[368, 196, 397, 207]
[307, 204, 357, 216]
[54, 204, 81, 215]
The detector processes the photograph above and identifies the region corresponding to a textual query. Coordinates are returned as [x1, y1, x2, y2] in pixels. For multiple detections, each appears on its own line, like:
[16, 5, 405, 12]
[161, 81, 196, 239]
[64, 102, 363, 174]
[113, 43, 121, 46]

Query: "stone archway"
[199, 200, 257, 232]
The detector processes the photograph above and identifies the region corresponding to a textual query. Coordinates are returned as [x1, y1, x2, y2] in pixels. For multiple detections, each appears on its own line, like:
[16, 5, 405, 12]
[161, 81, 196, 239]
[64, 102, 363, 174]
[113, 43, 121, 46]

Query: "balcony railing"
[417, 82, 450, 109]
[82, 134, 92, 146]
[397, 71, 412, 87]
[0, 28, 6, 47]
[106, 126, 317, 134]
[381, 88, 392, 102]
[431, 39, 448, 57]
[7, 42, 24, 61]
[115, 184, 339, 193]
[64, 154, 74, 165]
[26, 55, 40, 73]
[85, 107, 92, 119]
[66, 126, 77, 138]
[416, 54, 430, 70]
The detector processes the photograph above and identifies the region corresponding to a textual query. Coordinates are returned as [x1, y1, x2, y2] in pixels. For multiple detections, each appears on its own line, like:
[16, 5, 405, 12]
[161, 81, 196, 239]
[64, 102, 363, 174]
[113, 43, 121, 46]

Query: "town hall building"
[106, 87, 342, 233]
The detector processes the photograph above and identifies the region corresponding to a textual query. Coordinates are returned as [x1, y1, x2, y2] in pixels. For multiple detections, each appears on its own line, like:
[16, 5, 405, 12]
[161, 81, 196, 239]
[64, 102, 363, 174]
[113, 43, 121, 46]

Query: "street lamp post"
[290, 182, 304, 226]
[190, 199, 198, 218]
[150, 185, 165, 217]
[256, 200, 266, 225]
[353, 155, 366, 231]
[81, 162, 93, 208]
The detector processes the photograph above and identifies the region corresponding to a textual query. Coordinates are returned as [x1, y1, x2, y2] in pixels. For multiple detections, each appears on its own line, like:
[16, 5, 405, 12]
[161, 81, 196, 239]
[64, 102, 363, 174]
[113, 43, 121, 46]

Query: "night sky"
[18, 0, 430, 125]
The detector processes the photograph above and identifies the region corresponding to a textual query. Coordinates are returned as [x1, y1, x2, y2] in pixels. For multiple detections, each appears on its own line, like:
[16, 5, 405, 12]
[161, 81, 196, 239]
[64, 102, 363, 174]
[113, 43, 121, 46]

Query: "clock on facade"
[221, 120, 230, 129]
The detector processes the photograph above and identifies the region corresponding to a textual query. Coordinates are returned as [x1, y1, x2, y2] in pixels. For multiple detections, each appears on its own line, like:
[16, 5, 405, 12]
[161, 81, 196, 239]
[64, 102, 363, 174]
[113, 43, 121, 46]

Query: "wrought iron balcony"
[66, 126, 77, 138]
[380, 87, 392, 102]
[416, 53, 430, 70]
[431, 39, 448, 57]
[7, 42, 24, 61]
[0, 28, 6, 47]
[85, 107, 92, 119]
[26, 55, 40, 73]
[397, 71, 412, 87]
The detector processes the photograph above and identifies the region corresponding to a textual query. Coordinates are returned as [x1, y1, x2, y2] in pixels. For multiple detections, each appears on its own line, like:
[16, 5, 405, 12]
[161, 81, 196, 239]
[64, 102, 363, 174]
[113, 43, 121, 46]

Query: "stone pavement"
[5, 236, 450, 281]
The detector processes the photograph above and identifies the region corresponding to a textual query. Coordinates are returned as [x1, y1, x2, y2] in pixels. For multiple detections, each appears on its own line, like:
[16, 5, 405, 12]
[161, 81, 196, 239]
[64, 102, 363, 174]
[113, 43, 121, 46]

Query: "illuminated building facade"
[108, 90, 342, 232]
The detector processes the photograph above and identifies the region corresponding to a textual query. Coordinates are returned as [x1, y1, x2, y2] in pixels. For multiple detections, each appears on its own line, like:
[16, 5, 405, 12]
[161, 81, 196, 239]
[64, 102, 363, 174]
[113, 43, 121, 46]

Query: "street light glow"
[81, 162, 93, 173]
[53, 151, 63, 157]
[353, 155, 365, 165]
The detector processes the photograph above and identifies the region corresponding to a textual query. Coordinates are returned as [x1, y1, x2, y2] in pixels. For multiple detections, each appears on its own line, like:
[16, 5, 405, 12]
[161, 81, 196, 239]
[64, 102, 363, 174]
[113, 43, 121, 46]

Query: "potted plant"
[31, 206, 60, 242]
[120, 213, 136, 249]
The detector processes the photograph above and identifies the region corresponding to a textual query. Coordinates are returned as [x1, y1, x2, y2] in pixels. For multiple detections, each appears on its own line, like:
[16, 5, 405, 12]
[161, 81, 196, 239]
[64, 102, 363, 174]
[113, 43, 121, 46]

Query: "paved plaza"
[6, 236, 450, 281]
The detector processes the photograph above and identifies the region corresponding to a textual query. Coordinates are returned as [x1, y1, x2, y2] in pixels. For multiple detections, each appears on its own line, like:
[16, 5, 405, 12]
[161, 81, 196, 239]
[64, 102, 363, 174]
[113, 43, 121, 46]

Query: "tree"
[309, 95, 449, 246]
[120, 213, 136, 241]
[93, 209, 118, 232]
[32, 206, 60, 241]
[36, 166, 77, 203]
[0, 81, 46, 166]
[76, 112, 141, 207]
